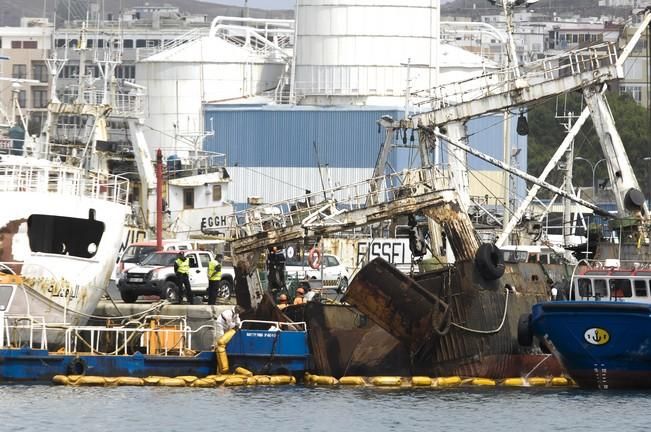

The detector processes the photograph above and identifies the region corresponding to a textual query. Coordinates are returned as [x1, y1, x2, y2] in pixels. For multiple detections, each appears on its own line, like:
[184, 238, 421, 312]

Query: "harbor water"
[2, 385, 648, 431]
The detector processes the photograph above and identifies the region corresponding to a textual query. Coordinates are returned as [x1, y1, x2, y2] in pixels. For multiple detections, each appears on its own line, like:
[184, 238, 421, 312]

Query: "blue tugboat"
[0, 281, 310, 382]
[520, 261, 651, 389]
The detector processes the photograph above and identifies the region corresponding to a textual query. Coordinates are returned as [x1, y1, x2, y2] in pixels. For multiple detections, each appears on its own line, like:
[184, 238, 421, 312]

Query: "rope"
[70, 299, 171, 320]
[449, 288, 510, 335]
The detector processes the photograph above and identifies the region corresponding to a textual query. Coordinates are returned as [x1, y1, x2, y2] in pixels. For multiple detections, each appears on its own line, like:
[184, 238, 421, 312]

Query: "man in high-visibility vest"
[207, 255, 222, 305]
[174, 251, 193, 305]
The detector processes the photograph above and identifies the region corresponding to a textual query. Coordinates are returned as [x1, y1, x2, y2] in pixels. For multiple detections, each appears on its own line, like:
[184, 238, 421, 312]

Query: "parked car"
[113, 240, 194, 281]
[284, 253, 350, 292]
[117, 250, 235, 303]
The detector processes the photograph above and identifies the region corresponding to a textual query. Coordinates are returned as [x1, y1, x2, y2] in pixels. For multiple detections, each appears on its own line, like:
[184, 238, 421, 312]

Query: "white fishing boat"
[0, 26, 131, 343]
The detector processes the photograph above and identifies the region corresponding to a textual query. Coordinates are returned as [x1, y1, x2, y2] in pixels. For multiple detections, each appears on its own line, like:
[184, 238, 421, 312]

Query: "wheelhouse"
[571, 268, 651, 303]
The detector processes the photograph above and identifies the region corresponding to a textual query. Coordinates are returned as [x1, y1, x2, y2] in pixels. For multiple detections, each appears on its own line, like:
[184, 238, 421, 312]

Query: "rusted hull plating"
[323, 258, 568, 379]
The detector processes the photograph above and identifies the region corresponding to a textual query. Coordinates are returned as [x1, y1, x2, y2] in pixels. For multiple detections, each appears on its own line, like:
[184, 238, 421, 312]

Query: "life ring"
[308, 247, 321, 270]
[67, 357, 88, 375]
[475, 243, 505, 281]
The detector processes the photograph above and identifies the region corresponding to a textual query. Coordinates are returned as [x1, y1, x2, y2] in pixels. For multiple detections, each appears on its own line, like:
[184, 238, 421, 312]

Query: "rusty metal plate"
[343, 257, 448, 350]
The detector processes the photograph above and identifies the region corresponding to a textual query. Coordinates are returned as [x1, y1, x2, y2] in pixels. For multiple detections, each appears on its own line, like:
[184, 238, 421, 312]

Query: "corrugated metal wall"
[205, 105, 403, 168]
[203, 105, 527, 206]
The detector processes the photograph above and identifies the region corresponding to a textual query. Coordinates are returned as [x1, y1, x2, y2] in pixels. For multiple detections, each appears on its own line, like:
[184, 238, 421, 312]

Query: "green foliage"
[528, 91, 651, 192]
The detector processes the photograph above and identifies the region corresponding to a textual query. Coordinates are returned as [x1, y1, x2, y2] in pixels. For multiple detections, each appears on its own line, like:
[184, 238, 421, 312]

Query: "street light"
[574, 157, 607, 196]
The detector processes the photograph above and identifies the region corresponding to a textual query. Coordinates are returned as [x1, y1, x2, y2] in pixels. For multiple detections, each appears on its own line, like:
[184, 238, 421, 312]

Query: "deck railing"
[1, 314, 197, 355]
[0, 156, 130, 205]
[226, 166, 449, 240]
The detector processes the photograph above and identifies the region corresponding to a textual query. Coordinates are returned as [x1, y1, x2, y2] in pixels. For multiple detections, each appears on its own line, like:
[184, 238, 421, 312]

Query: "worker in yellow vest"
[174, 252, 193, 305]
[207, 255, 222, 305]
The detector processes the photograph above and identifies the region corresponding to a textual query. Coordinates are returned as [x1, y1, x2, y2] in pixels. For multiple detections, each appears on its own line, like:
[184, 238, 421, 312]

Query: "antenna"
[313, 141, 328, 200]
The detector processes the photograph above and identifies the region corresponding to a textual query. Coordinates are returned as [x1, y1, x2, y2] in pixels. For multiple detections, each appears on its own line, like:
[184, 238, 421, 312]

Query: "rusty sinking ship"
[224, 4, 651, 379]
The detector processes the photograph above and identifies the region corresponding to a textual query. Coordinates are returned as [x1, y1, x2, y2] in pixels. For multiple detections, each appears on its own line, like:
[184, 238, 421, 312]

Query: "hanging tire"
[517, 313, 533, 347]
[475, 243, 505, 281]
[67, 357, 88, 375]
[163, 281, 180, 304]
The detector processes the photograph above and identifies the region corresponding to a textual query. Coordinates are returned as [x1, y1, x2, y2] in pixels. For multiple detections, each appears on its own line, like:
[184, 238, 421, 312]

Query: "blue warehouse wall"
[205, 106, 527, 173]
[203, 105, 528, 206]
[204, 105, 405, 169]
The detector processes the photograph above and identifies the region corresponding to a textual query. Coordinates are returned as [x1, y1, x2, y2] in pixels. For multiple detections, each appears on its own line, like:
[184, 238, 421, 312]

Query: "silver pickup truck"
[117, 250, 235, 303]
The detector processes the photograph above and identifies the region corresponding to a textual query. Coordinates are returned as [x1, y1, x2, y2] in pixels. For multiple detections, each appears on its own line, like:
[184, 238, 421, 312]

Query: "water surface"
[1, 385, 648, 432]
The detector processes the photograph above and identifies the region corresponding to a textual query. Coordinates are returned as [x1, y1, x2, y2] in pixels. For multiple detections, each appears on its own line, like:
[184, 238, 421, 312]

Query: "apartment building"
[0, 17, 52, 139]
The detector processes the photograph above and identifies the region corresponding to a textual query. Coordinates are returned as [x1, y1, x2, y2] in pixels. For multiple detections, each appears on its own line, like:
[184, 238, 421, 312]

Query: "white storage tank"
[293, 0, 440, 106]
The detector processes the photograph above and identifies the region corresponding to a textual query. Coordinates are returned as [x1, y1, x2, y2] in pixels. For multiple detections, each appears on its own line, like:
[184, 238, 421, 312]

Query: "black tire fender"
[517, 313, 533, 347]
[67, 357, 88, 375]
[475, 243, 505, 280]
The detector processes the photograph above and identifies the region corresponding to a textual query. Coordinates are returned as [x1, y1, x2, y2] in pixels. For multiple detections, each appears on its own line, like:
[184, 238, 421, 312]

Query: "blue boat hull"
[226, 329, 310, 375]
[0, 348, 217, 382]
[530, 301, 651, 389]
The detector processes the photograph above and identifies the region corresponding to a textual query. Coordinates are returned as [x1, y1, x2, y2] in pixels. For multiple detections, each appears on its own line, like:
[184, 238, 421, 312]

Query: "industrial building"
[135, 0, 525, 212]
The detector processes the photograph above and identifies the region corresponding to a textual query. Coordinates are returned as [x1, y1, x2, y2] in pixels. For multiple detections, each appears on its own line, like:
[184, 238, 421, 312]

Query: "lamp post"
[574, 157, 606, 196]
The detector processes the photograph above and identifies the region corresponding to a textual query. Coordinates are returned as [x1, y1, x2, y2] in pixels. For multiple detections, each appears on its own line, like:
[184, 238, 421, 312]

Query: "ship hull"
[305, 258, 566, 379]
[0, 156, 129, 346]
[530, 301, 651, 389]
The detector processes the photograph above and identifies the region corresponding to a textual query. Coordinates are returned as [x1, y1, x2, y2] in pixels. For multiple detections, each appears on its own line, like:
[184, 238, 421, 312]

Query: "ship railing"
[0, 160, 130, 205]
[239, 320, 307, 332]
[159, 147, 228, 177]
[413, 42, 618, 109]
[59, 87, 145, 118]
[226, 165, 449, 239]
[578, 259, 651, 271]
[0, 313, 202, 355]
[64, 315, 194, 356]
[0, 313, 48, 350]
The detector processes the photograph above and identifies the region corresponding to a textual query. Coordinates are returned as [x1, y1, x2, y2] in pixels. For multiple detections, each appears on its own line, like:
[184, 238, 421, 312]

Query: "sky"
[207, 0, 454, 10]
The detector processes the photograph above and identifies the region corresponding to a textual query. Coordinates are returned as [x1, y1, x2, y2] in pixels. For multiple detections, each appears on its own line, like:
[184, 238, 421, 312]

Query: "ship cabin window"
[577, 278, 592, 298]
[27, 214, 104, 259]
[183, 188, 194, 209]
[634, 279, 648, 297]
[123, 39, 134, 48]
[594, 279, 608, 298]
[212, 185, 222, 202]
[609, 279, 632, 299]
[504, 250, 527, 263]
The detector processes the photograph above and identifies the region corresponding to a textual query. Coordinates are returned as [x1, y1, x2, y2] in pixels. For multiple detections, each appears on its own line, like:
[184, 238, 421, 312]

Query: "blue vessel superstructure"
[524, 264, 651, 389]
[226, 320, 311, 375]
